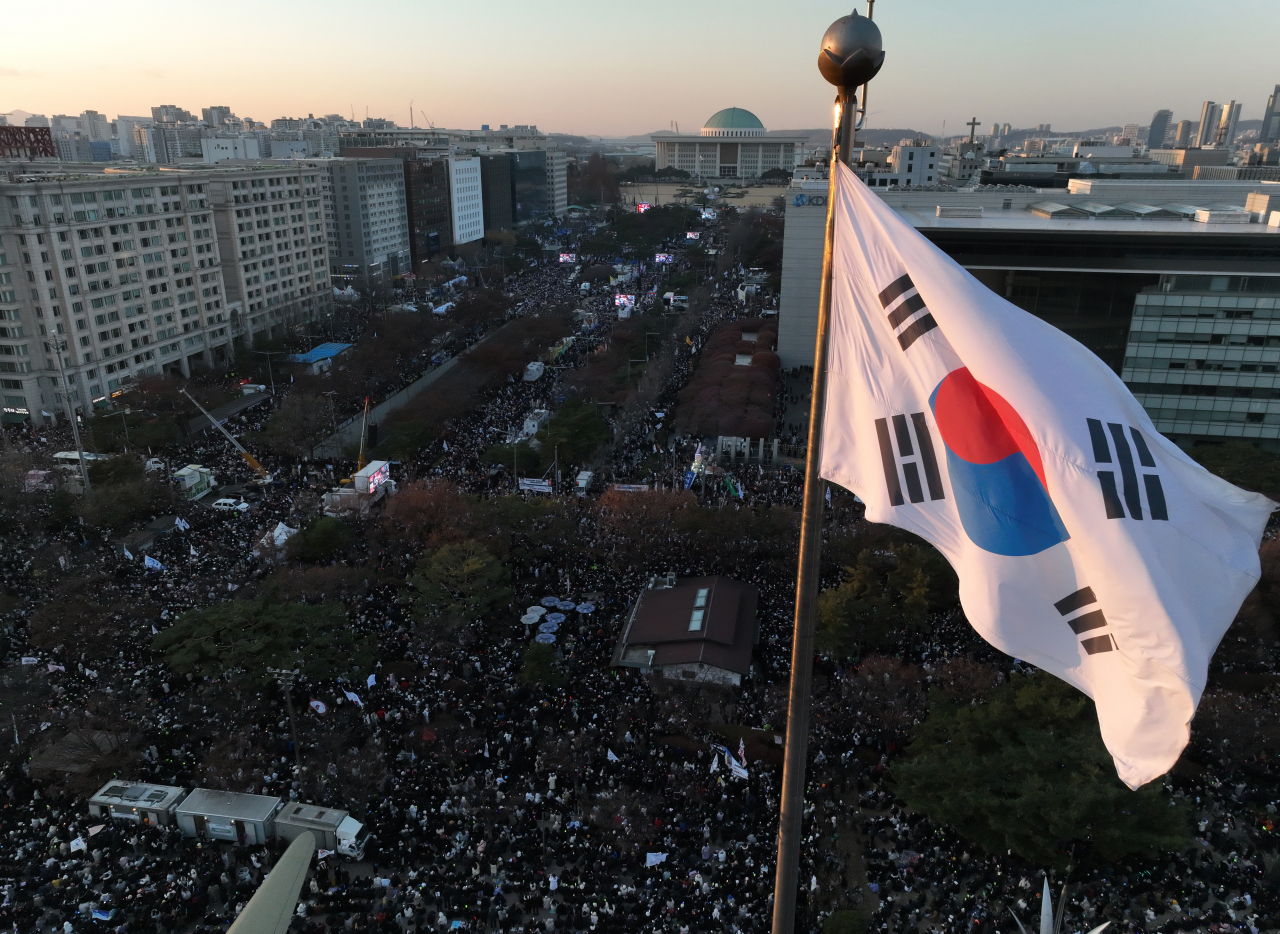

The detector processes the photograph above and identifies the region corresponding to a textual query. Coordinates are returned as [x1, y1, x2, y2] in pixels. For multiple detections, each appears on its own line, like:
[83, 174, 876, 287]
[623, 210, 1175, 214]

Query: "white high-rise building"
[1193, 101, 1239, 150]
[448, 156, 483, 245]
[114, 117, 150, 158]
[79, 111, 112, 143]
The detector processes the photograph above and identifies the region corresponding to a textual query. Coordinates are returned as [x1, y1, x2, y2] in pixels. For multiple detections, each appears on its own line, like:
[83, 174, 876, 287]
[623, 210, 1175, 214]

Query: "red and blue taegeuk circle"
[928, 367, 1069, 556]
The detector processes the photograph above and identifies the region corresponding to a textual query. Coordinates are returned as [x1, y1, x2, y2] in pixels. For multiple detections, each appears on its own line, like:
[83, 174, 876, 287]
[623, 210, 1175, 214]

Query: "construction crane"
[355, 397, 370, 471]
[181, 389, 269, 479]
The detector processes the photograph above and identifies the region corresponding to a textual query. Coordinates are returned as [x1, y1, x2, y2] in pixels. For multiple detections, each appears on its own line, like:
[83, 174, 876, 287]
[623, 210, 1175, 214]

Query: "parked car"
[209, 498, 249, 513]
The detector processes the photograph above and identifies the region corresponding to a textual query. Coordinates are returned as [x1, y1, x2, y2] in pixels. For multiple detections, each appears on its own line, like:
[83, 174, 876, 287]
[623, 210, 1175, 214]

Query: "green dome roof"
[703, 108, 764, 130]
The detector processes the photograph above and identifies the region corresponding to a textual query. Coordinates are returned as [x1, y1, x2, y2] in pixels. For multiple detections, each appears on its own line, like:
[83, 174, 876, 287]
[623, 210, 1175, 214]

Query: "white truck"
[172, 465, 216, 501]
[322, 460, 396, 517]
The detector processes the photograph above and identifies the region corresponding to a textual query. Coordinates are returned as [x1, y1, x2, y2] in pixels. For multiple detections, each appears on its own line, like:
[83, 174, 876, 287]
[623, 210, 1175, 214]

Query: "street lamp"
[266, 667, 304, 780]
[116, 408, 132, 450]
[251, 350, 285, 395]
[50, 337, 91, 492]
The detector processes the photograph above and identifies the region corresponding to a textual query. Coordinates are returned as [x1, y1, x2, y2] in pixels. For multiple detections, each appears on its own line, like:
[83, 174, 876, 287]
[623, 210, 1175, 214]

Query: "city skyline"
[2, 0, 1277, 137]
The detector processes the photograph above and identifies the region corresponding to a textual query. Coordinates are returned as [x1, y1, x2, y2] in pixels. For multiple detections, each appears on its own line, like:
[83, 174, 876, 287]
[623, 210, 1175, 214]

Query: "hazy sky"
[2, 0, 1277, 137]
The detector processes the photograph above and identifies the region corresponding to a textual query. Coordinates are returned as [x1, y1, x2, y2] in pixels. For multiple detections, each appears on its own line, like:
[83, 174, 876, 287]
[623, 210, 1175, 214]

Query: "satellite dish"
[227, 831, 317, 934]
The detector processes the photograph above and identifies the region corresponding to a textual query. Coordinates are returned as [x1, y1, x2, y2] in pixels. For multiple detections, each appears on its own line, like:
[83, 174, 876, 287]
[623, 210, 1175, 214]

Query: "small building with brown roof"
[611, 574, 759, 686]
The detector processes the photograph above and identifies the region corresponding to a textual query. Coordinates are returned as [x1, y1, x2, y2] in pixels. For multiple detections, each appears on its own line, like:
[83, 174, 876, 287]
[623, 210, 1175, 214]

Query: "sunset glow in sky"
[3, 0, 1277, 137]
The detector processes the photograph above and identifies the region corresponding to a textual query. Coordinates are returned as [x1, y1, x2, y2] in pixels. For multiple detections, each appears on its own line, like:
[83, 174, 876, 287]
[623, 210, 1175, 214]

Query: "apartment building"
[0, 162, 332, 425]
[205, 167, 332, 348]
[323, 158, 411, 291]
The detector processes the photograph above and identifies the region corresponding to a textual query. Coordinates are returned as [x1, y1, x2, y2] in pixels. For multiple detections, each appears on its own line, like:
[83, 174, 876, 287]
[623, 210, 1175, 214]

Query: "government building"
[652, 108, 805, 180]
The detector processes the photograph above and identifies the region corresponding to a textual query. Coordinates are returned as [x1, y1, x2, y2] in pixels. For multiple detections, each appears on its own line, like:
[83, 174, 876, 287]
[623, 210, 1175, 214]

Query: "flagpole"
[772, 10, 883, 934]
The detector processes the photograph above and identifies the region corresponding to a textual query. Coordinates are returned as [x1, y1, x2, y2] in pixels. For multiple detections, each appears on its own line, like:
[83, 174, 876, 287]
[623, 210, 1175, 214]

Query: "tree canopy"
[286, 516, 353, 563]
[153, 598, 375, 682]
[891, 673, 1192, 866]
[406, 539, 512, 623]
[1189, 440, 1280, 498]
[816, 542, 957, 656]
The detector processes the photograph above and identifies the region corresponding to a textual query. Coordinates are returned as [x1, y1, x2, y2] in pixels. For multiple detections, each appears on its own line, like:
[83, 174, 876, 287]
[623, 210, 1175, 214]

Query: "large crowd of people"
[0, 208, 1276, 934]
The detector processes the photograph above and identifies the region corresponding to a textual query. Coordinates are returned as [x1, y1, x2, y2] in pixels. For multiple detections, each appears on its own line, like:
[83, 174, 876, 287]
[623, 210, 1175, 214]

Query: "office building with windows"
[778, 175, 1280, 443]
[323, 157, 411, 291]
[0, 161, 332, 425]
[1148, 109, 1172, 149]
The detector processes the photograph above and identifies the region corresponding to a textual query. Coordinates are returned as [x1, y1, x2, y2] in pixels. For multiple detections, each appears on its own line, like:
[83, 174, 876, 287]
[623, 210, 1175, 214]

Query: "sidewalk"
[314, 327, 504, 458]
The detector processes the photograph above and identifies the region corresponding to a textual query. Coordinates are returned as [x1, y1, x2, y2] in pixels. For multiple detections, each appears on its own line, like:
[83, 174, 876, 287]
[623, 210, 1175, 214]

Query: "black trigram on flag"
[877, 273, 940, 351]
[874, 413, 946, 506]
[1054, 586, 1117, 655]
[1086, 418, 1168, 521]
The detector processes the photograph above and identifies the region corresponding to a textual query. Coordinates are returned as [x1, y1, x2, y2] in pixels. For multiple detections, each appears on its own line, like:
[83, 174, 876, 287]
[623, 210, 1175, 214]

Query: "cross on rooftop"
[966, 117, 981, 144]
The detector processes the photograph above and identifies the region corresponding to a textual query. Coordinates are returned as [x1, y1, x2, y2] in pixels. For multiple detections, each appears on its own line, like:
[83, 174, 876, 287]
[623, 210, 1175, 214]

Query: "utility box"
[89, 781, 189, 827]
[172, 465, 215, 501]
[275, 802, 370, 859]
[175, 788, 284, 845]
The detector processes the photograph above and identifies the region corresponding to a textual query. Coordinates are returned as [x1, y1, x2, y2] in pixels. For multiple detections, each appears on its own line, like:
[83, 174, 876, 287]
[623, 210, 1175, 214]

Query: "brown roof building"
[611, 574, 759, 686]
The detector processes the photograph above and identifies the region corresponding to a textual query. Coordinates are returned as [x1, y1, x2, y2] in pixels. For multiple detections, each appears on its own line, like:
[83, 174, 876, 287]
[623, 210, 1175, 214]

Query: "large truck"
[322, 460, 396, 518]
[89, 782, 371, 859]
[275, 802, 371, 859]
[172, 464, 216, 501]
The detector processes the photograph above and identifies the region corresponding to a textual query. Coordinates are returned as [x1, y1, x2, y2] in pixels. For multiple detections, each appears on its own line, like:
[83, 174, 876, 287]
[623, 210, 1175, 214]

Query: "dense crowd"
[0, 210, 1276, 934]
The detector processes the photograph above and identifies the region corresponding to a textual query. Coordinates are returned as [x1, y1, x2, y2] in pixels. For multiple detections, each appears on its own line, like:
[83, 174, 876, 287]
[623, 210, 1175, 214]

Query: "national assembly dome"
[701, 108, 766, 138]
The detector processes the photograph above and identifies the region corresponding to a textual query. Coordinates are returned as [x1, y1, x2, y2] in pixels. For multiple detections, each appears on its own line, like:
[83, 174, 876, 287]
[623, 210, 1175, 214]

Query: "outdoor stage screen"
[654, 253, 674, 264]
[614, 294, 636, 307]
[559, 253, 576, 263]
[686, 232, 701, 240]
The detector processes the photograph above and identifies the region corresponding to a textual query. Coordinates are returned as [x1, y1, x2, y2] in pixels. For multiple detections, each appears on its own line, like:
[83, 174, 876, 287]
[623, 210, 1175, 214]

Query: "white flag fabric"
[607, 749, 619, 762]
[818, 163, 1274, 788]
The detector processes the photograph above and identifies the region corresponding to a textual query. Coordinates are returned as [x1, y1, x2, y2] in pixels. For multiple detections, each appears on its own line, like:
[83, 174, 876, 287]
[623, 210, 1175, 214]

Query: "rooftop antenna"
[410, 99, 414, 129]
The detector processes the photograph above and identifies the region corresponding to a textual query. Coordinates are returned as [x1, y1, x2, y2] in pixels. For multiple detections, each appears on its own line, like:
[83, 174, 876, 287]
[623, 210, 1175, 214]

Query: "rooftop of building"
[704, 108, 764, 130]
[611, 574, 758, 677]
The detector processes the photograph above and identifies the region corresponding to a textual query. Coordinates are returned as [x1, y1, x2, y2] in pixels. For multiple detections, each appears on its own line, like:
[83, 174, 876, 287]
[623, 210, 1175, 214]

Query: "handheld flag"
[818, 163, 1274, 788]
[737, 738, 746, 766]
[189, 545, 198, 557]
[343, 690, 363, 708]
[607, 749, 619, 763]
[309, 699, 328, 716]
[366, 673, 377, 688]
[123, 547, 134, 561]
[143, 556, 165, 571]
